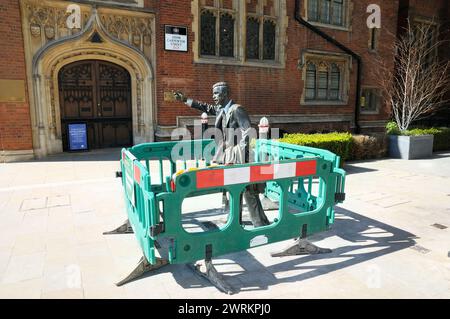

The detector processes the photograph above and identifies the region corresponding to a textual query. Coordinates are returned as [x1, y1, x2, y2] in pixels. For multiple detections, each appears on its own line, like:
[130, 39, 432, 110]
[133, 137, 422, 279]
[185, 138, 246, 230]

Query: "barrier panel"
[109, 139, 346, 293]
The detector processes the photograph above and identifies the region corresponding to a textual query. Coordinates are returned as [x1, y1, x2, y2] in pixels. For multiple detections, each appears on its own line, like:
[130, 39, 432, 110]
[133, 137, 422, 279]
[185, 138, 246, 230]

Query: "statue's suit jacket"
[188, 99, 252, 164]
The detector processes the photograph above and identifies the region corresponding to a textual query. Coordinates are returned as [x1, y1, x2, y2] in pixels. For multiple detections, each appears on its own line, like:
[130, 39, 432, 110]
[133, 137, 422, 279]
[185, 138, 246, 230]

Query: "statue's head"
[212, 82, 230, 106]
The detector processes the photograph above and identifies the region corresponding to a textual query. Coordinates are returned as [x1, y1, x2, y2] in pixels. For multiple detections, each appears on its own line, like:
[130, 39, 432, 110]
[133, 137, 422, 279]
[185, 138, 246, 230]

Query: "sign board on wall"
[68, 123, 88, 151]
[165, 25, 188, 52]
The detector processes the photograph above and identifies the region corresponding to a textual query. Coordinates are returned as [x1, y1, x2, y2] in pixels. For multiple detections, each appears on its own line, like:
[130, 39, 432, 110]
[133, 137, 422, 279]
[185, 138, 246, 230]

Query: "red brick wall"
[0, 0, 32, 151]
[397, 0, 450, 126]
[154, 0, 399, 132]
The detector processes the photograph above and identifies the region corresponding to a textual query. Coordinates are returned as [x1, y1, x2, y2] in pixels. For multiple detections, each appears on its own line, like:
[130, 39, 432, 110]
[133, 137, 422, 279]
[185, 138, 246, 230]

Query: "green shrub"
[403, 127, 441, 136]
[351, 134, 388, 160]
[430, 127, 450, 151]
[386, 121, 401, 135]
[280, 132, 353, 161]
[386, 120, 450, 151]
[402, 127, 450, 151]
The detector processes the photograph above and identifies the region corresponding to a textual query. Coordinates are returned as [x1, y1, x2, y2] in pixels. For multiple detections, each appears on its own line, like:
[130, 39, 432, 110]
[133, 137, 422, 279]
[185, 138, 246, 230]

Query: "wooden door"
[59, 60, 133, 150]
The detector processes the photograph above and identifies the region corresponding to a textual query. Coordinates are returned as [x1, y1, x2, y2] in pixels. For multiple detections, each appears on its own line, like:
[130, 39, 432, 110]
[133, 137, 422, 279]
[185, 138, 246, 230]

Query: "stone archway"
[21, 2, 156, 157]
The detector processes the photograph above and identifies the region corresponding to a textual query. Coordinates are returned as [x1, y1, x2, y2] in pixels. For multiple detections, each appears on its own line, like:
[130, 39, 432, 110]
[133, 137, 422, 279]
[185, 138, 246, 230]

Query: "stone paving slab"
[0, 149, 449, 298]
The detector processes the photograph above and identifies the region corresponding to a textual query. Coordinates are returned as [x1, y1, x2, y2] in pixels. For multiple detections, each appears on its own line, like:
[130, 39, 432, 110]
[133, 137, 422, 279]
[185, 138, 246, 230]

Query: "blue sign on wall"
[68, 123, 88, 151]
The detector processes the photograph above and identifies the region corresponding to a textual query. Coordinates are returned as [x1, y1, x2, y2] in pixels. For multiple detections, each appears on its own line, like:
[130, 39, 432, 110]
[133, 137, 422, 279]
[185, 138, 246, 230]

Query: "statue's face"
[212, 86, 228, 106]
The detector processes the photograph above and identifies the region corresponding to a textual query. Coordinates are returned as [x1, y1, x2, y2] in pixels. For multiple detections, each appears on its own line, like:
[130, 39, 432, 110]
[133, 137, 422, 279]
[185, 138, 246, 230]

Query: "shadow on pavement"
[427, 151, 450, 159]
[344, 164, 378, 175]
[168, 206, 416, 294]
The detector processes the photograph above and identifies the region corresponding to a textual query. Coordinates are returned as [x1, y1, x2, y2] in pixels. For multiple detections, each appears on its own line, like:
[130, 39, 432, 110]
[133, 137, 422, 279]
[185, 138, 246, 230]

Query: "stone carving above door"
[21, 0, 153, 60]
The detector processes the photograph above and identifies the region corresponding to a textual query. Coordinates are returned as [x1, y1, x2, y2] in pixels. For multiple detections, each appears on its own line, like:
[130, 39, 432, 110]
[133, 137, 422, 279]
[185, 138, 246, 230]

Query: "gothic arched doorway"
[58, 60, 133, 150]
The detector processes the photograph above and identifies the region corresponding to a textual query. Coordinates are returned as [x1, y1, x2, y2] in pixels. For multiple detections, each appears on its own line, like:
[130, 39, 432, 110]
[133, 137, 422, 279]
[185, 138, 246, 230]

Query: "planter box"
[388, 135, 434, 159]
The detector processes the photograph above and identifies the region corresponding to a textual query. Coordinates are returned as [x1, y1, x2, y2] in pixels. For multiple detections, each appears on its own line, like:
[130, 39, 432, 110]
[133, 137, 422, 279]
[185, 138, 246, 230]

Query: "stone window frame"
[303, 0, 352, 32]
[192, 0, 288, 69]
[300, 50, 351, 106]
[360, 86, 381, 114]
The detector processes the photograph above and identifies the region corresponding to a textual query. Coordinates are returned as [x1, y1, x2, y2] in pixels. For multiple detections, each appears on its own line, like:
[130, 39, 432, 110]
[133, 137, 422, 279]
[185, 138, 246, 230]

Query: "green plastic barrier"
[118, 139, 346, 266]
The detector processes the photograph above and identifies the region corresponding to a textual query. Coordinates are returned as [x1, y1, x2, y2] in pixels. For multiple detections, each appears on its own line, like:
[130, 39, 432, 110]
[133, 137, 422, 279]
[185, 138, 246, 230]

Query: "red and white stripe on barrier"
[195, 160, 317, 189]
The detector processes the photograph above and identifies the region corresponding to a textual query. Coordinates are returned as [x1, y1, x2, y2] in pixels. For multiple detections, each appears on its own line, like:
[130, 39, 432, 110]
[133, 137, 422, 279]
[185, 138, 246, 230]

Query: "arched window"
[246, 17, 260, 59]
[304, 60, 343, 101]
[200, 10, 216, 56]
[219, 13, 235, 57]
[263, 20, 276, 60]
[246, 0, 278, 61]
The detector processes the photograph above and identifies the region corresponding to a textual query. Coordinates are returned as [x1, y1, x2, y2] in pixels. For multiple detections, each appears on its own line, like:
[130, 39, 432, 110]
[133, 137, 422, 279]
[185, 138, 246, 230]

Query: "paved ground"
[0, 148, 449, 298]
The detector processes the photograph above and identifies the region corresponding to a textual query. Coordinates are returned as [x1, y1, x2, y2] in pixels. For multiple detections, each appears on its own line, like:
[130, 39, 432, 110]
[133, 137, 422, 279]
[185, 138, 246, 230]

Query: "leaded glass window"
[246, 17, 260, 59]
[304, 61, 343, 101]
[246, 2, 277, 61]
[332, 0, 343, 25]
[308, 0, 345, 27]
[263, 20, 276, 60]
[320, 0, 331, 24]
[220, 13, 235, 57]
[197, 0, 284, 65]
[305, 63, 316, 100]
[308, 0, 318, 21]
[201, 10, 216, 56]
[330, 64, 340, 99]
[200, 7, 235, 58]
[317, 69, 328, 99]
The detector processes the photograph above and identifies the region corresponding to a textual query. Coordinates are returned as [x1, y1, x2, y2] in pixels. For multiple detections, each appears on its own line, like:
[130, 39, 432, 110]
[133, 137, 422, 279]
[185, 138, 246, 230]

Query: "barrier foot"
[116, 256, 168, 286]
[270, 239, 332, 257]
[188, 260, 234, 295]
[103, 219, 133, 235]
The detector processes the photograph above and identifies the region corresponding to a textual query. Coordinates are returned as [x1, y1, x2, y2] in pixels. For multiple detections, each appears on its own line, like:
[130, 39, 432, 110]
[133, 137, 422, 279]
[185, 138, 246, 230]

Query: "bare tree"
[377, 20, 450, 132]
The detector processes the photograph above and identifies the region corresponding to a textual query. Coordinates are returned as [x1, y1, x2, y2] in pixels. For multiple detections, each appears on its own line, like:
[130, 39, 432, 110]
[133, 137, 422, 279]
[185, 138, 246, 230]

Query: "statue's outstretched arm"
[173, 90, 217, 115]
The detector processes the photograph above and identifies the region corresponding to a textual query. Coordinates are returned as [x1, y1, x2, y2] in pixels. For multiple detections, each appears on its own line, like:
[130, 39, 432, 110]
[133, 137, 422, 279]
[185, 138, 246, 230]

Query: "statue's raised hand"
[173, 91, 187, 102]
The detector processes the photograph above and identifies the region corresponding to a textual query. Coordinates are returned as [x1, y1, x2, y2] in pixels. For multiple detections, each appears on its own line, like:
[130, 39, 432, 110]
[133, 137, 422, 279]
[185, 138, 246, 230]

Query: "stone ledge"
[0, 150, 35, 163]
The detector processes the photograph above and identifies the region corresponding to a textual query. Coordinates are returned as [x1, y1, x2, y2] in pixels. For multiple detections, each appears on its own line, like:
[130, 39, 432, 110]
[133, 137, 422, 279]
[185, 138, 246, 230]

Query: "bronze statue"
[174, 82, 270, 227]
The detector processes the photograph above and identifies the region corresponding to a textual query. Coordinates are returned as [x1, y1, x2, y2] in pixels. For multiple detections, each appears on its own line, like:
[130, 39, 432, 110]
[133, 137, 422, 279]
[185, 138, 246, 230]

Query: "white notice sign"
[165, 25, 188, 52]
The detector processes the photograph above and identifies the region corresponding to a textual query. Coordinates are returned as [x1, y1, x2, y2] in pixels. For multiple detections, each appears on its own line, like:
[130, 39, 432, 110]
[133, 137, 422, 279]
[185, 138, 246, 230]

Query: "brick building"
[0, 0, 448, 161]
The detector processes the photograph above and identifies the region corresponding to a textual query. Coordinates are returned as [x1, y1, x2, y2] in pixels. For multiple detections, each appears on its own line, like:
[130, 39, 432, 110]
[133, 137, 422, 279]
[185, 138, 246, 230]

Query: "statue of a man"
[174, 82, 269, 227]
